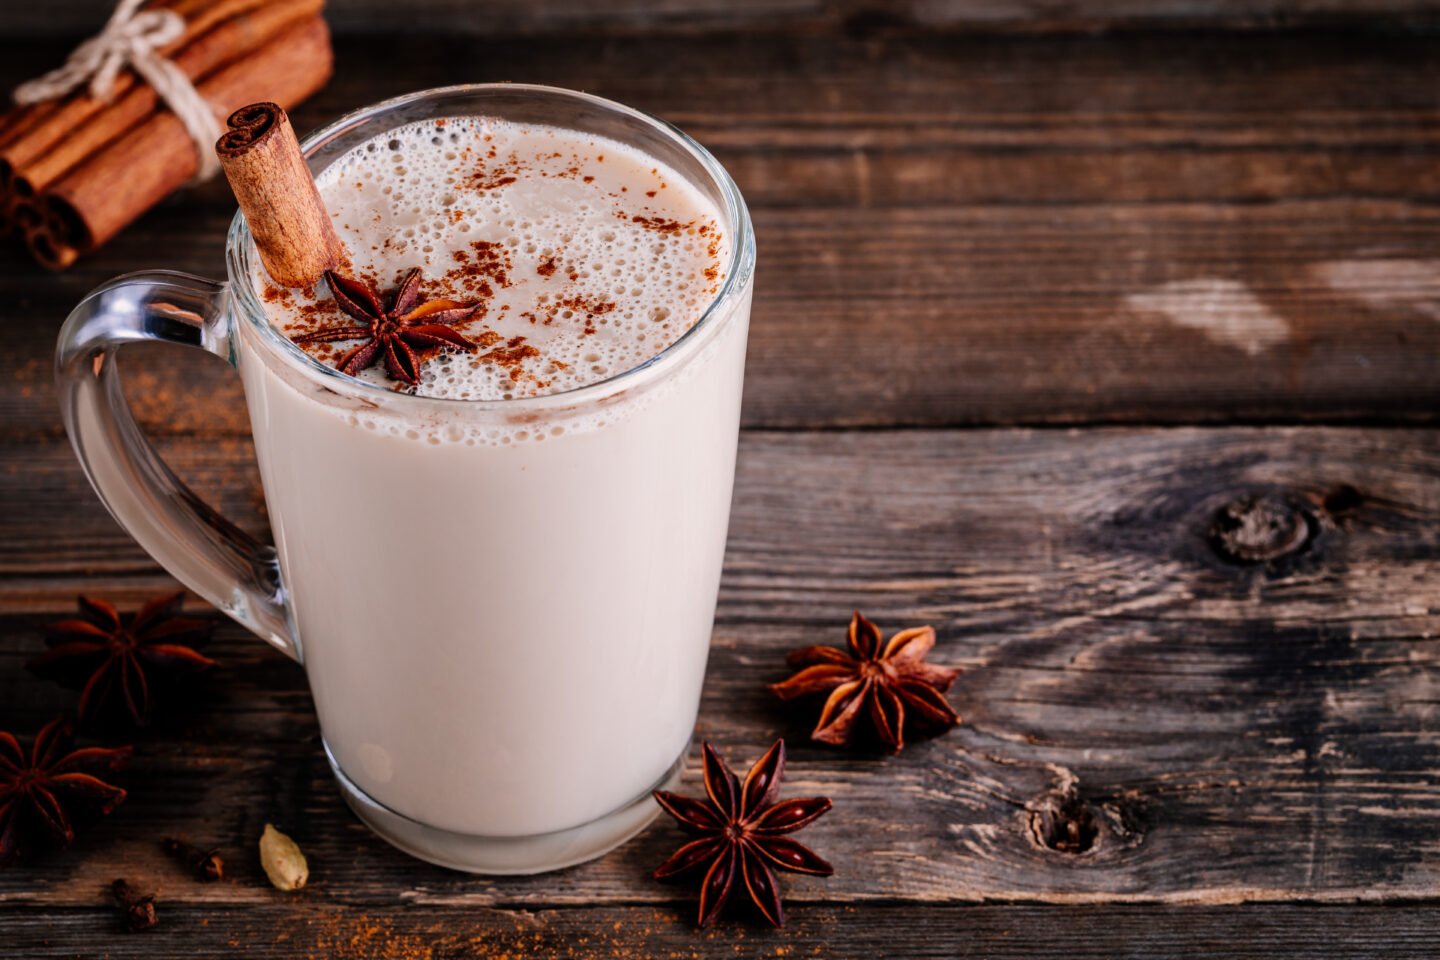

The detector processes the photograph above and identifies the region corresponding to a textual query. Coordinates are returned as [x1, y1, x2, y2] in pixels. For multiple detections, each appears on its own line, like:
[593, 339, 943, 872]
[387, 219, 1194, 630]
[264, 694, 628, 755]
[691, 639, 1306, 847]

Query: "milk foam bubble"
[252, 116, 729, 402]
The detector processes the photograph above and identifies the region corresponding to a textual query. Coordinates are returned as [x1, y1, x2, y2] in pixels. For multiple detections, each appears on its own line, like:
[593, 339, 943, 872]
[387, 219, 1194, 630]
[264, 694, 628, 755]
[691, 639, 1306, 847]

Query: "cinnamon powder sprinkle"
[524, 293, 617, 335]
[478, 336, 543, 382]
[628, 214, 692, 235]
[230, 906, 714, 960]
[450, 240, 513, 294]
[469, 170, 517, 191]
[262, 285, 295, 307]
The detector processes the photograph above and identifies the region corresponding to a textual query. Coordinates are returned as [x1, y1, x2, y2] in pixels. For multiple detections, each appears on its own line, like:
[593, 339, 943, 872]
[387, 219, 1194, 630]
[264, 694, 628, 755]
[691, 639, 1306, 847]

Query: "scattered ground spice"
[627, 214, 692, 235]
[478, 335, 542, 382]
[450, 240, 513, 294]
[262, 284, 295, 308]
[468, 166, 517, 191]
[11, 356, 45, 401]
[258, 906, 809, 960]
[524, 293, 617, 335]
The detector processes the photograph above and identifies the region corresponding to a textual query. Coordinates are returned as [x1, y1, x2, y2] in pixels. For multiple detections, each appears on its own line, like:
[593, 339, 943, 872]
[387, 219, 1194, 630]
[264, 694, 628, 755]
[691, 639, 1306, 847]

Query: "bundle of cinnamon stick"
[0, 0, 333, 270]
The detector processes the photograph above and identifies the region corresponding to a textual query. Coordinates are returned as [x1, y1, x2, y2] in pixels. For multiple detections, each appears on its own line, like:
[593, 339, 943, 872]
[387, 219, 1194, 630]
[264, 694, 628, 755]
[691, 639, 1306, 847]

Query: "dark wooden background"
[2, 1, 1439, 956]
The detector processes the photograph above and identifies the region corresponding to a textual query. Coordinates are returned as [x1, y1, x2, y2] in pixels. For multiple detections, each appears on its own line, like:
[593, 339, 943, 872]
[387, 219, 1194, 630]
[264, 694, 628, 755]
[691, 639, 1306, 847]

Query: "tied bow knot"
[14, 0, 183, 105]
[12, 0, 222, 180]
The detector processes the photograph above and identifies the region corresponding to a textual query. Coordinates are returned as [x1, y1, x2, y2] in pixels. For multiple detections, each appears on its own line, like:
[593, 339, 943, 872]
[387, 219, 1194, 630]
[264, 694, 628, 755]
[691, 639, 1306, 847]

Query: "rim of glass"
[226, 83, 754, 411]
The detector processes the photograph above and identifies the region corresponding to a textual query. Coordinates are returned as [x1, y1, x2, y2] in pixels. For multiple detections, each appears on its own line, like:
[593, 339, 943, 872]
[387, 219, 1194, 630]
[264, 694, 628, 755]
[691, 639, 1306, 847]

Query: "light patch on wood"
[1313, 258, 1440, 322]
[1126, 278, 1290, 355]
[1020, 581, 1191, 642]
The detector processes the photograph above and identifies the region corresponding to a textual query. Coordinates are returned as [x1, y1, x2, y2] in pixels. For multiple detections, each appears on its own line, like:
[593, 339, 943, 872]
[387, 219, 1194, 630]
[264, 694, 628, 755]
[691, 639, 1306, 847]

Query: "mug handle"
[54, 270, 299, 662]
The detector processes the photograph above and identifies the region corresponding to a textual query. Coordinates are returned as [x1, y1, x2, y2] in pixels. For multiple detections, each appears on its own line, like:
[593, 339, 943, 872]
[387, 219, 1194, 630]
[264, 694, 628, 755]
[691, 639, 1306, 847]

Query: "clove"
[111, 878, 159, 932]
[162, 837, 224, 882]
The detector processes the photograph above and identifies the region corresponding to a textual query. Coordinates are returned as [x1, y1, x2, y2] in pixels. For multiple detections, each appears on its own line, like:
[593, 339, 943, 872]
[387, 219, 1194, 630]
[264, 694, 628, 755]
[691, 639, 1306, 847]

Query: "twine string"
[13, 0, 222, 181]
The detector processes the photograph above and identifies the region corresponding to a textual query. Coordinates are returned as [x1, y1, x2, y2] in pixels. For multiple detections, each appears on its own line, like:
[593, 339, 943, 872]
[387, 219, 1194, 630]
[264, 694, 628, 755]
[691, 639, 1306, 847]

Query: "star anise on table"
[292, 268, 482, 386]
[0, 717, 131, 864]
[653, 740, 832, 928]
[28, 592, 215, 728]
[771, 611, 961, 753]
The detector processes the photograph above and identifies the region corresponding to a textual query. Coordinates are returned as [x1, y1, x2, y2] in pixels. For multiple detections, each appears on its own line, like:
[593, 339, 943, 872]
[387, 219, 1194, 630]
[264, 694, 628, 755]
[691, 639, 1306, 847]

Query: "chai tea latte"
[236, 114, 749, 850]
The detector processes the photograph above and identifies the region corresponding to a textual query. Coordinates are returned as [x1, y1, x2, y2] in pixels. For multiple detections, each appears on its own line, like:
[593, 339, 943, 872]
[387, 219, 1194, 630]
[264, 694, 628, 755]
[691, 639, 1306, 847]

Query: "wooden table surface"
[2, 9, 1439, 958]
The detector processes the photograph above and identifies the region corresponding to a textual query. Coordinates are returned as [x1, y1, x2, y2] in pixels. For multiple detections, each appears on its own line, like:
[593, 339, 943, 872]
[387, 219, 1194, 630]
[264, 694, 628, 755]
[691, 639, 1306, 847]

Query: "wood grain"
[2, 31, 1438, 427]
[1, 15, 1438, 957]
[6, 0, 1440, 35]
[0, 427, 1435, 908]
[6, 903, 1440, 959]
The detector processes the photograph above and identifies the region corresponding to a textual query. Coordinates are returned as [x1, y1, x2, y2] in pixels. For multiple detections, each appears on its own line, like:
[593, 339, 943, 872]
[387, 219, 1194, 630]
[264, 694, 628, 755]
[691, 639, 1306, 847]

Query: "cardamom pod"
[259, 823, 308, 891]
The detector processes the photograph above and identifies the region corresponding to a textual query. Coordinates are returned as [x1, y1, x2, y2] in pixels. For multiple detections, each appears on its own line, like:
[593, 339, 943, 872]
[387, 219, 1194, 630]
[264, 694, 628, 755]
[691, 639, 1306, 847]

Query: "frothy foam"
[252, 116, 729, 401]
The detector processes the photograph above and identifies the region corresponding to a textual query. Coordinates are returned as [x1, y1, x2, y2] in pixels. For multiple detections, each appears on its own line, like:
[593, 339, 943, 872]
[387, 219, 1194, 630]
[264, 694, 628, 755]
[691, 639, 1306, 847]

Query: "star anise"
[0, 717, 131, 864]
[771, 611, 961, 753]
[28, 592, 215, 728]
[653, 740, 832, 928]
[293, 268, 482, 385]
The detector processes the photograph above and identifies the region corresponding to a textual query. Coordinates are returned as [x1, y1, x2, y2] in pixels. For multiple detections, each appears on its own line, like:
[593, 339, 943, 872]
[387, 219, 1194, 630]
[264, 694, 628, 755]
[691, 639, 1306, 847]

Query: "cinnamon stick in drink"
[215, 101, 343, 287]
[25, 16, 333, 271]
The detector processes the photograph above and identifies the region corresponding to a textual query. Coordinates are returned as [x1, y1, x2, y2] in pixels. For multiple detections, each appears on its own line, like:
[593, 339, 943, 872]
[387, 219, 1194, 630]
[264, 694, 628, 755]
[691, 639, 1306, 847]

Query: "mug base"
[324, 739, 683, 875]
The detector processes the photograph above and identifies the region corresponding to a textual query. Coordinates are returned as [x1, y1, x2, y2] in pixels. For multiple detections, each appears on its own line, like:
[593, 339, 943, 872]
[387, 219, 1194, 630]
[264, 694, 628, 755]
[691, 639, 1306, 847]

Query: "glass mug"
[54, 85, 755, 873]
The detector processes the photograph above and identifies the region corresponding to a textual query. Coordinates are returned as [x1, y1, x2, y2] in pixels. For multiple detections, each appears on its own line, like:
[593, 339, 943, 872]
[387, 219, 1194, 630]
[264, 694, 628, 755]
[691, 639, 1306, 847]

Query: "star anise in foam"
[771, 612, 961, 753]
[653, 740, 832, 928]
[28, 592, 215, 729]
[0, 717, 131, 864]
[293, 268, 482, 386]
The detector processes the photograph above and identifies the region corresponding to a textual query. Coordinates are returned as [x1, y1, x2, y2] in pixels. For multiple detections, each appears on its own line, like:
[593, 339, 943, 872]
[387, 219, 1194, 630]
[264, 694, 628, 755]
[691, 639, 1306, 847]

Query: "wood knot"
[1028, 789, 1100, 855]
[1033, 799, 1098, 854]
[1322, 483, 1364, 519]
[1025, 776, 1149, 859]
[1208, 493, 1315, 564]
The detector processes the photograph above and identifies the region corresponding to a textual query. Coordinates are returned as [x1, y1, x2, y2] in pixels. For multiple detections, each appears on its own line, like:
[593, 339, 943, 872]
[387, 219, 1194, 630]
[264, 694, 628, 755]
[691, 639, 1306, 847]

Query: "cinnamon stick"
[1, 0, 259, 158]
[26, 16, 333, 271]
[0, 106, 59, 234]
[1, 0, 324, 228]
[215, 100, 342, 287]
[0, 0, 187, 222]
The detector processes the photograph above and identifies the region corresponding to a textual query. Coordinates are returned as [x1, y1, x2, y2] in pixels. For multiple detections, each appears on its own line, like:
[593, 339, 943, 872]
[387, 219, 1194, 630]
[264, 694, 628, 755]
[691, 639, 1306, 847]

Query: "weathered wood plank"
[3, 32, 1438, 428]
[7, 0, 1440, 35]
[6, 903, 1440, 959]
[0, 427, 1435, 907]
[2, 15, 1436, 958]
[7, 201, 1440, 434]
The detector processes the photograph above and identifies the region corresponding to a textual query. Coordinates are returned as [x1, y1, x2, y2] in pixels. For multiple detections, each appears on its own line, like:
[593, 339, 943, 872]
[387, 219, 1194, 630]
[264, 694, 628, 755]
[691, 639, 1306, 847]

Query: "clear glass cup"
[54, 85, 755, 874]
